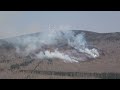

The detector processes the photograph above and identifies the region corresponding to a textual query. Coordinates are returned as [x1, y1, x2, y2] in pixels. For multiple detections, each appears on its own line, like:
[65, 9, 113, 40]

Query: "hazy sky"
[0, 11, 120, 39]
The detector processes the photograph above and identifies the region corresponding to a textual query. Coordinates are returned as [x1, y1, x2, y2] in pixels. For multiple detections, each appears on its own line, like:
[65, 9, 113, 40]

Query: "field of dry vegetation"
[0, 31, 120, 79]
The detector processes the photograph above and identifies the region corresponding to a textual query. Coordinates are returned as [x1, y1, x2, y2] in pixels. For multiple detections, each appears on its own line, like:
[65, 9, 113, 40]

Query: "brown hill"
[0, 30, 120, 79]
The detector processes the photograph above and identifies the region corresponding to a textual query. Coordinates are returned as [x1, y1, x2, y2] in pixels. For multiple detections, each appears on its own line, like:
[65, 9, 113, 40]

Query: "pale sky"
[0, 11, 120, 39]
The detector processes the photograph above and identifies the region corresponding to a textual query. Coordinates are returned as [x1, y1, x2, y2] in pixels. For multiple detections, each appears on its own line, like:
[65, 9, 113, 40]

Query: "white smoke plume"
[5, 30, 100, 63]
[36, 49, 79, 63]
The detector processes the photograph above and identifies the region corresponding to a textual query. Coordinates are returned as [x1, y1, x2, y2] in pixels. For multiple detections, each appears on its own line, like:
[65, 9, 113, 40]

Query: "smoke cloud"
[36, 49, 79, 63]
[5, 30, 100, 63]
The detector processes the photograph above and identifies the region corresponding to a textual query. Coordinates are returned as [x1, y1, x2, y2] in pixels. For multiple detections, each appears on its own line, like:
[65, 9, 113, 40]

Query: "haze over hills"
[2, 30, 120, 41]
[0, 30, 120, 79]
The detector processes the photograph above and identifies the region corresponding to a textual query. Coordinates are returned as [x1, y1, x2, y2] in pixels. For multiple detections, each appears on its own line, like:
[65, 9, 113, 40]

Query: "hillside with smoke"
[3, 30, 100, 63]
[1, 30, 120, 79]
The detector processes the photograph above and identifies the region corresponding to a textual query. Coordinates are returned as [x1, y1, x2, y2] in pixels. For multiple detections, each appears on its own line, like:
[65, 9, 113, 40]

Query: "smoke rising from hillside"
[5, 30, 100, 63]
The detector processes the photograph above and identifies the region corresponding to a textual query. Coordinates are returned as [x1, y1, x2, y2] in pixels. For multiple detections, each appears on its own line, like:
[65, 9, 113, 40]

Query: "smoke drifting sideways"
[5, 30, 100, 63]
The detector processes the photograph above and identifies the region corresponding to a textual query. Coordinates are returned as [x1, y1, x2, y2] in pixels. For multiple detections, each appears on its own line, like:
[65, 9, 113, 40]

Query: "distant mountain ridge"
[0, 30, 120, 48]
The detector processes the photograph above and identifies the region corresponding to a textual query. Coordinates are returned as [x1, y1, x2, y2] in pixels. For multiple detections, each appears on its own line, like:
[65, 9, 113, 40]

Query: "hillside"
[0, 30, 120, 79]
